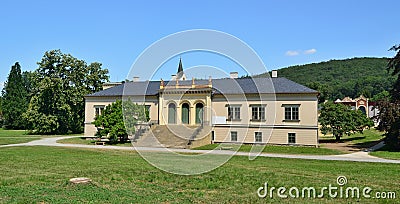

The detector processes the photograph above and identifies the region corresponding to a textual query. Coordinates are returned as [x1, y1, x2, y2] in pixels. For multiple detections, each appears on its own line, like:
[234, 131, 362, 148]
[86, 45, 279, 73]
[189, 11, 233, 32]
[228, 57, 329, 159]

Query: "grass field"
[319, 128, 384, 147]
[0, 146, 398, 203]
[58, 137, 133, 147]
[58, 136, 344, 155]
[0, 128, 42, 145]
[194, 143, 344, 155]
[370, 145, 400, 160]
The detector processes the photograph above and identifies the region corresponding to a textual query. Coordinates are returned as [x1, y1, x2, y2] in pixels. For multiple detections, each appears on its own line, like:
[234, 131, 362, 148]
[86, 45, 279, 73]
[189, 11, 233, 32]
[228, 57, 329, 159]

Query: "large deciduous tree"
[2, 62, 29, 129]
[24, 50, 109, 134]
[319, 102, 374, 142]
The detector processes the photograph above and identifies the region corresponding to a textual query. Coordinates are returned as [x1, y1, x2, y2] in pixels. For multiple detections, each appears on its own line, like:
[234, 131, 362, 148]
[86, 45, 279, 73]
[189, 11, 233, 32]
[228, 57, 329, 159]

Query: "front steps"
[133, 125, 212, 148]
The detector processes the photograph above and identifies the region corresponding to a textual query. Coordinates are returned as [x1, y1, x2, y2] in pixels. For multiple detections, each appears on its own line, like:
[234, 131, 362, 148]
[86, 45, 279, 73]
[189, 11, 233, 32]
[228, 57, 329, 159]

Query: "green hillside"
[259, 57, 395, 101]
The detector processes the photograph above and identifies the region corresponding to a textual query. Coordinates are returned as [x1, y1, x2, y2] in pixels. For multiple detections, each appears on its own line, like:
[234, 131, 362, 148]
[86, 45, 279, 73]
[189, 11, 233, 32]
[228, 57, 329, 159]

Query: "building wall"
[211, 94, 318, 127]
[210, 93, 318, 146]
[84, 93, 319, 146]
[212, 126, 318, 146]
[158, 92, 211, 126]
[84, 96, 158, 136]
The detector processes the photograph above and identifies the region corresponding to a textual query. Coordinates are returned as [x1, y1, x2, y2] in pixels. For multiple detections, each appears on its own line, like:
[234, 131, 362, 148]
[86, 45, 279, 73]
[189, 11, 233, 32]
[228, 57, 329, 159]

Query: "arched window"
[181, 103, 190, 124]
[168, 103, 176, 124]
[195, 103, 204, 124]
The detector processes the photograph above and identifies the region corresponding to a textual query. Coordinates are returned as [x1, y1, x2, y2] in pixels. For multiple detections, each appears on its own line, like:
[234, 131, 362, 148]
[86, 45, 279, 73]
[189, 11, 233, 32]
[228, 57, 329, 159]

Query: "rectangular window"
[288, 133, 296, 144]
[284, 105, 300, 121]
[255, 132, 262, 142]
[94, 106, 105, 117]
[251, 106, 265, 121]
[227, 106, 241, 120]
[145, 105, 151, 119]
[231, 131, 237, 142]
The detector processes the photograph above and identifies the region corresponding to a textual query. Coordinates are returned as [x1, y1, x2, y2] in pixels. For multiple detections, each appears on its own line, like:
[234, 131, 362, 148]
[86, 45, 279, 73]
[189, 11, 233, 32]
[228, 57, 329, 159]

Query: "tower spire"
[177, 57, 183, 73]
[175, 57, 186, 80]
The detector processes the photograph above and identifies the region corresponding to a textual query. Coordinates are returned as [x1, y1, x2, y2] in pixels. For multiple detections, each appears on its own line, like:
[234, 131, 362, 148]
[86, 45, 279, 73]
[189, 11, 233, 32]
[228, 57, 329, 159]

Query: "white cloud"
[0, 82, 4, 91]
[285, 50, 300, 56]
[304, 48, 317, 55]
[285, 48, 317, 56]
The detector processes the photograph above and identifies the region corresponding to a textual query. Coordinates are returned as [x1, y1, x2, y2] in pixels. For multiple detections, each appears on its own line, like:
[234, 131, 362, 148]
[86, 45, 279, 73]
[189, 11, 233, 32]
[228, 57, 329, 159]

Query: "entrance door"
[181, 103, 190, 124]
[168, 103, 176, 124]
[195, 103, 204, 124]
[359, 106, 367, 115]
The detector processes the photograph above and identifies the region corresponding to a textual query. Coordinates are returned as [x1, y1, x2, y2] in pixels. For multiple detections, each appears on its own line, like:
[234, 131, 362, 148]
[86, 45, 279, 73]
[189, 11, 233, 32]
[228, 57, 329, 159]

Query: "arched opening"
[358, 106, 366, 115]
[181, 103, 190, 124]
[195, 103, 204, 124]
[168, 103, 176, 124]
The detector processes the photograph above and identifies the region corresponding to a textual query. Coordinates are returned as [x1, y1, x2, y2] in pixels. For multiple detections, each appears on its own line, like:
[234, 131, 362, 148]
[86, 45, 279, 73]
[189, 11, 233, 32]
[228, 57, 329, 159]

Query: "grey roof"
[86, 77, 317, 97]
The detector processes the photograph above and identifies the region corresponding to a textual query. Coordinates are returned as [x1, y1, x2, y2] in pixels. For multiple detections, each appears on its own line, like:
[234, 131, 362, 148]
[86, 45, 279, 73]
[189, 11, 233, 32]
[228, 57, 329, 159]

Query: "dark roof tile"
[86, 77, 317, 97]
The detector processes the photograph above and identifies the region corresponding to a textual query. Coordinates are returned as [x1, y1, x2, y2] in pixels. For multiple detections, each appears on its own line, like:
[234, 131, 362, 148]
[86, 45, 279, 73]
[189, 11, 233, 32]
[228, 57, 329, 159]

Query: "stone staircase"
[133, 125, 212, 149]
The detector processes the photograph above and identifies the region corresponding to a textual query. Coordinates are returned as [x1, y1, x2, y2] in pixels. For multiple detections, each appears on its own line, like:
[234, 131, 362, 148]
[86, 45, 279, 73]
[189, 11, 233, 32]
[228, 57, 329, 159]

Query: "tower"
[173, 57, 186, 81]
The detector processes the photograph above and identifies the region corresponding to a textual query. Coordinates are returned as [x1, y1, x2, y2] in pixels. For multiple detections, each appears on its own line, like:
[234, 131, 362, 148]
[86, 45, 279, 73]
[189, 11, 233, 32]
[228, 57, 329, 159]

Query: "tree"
[2, 62, 29, 129]
[92, 99, 147, 144]
[0, 96, 3, 124]
[306, 82, 333, 104]
[375, 45, 400, 149]
[319, 102, 374, 142]
[24, 50, 109, 134]
[388, 45, 400, 101]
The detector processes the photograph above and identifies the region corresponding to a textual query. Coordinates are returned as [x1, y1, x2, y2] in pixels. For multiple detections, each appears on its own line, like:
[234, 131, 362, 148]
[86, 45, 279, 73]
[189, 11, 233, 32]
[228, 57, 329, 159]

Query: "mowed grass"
[0, 128, 42, 145]
[58, 137, 133, 147]
[370, 145, 400, 160]
[319, 128, 384, 146]
[0, 146, 398, 203]
[194, 143, 344, 155]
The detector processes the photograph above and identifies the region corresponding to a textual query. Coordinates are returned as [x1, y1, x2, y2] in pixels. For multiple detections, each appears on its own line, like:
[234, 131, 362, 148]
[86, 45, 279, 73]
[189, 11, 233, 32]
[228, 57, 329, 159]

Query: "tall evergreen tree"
[0, 96, 3, 124]
[384, 45, 400, 149]
[375, 45, 400, 150]
[2, 62, 28, 129]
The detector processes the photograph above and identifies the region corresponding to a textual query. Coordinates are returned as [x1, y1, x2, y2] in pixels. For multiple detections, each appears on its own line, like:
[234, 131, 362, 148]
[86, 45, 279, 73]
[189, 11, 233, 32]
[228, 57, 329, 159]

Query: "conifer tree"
[2, 62, 28, 129]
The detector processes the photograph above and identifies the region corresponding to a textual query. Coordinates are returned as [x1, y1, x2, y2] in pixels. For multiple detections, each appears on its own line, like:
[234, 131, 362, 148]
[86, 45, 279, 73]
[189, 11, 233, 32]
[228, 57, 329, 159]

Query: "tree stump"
[69, 177, 92, 184]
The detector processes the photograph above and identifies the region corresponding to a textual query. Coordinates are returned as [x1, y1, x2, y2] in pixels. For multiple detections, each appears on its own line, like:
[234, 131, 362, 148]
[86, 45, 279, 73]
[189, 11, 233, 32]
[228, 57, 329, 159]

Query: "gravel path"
[1, 136, 399, 164]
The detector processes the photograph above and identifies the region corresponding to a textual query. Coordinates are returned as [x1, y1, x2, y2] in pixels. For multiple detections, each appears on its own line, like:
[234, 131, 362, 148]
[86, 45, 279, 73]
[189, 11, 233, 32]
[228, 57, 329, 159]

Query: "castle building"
[84, 60, 319, 147]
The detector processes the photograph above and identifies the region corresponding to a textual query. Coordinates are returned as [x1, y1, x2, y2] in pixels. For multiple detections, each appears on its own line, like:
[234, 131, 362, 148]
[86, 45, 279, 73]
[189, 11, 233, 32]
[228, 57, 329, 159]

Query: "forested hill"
[258, 57, 395, 102]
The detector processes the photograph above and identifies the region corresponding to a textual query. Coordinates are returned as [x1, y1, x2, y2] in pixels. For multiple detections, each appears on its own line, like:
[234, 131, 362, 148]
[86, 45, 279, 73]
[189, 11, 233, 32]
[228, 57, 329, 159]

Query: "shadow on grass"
[348, 140, 382, 149]
[319, 136, 367, 143]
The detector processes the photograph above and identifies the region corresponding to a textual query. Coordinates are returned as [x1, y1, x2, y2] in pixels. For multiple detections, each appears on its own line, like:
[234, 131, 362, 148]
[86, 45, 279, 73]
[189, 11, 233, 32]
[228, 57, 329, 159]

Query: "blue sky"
[1, 0, 399, 89]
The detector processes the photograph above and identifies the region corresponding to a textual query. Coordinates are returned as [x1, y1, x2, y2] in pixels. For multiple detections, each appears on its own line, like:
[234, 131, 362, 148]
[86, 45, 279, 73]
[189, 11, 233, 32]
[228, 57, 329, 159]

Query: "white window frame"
[255, 131, 262, 143]
[288, 132, 296, 144]
[283, 105, 300, 121]
[231, 131, 238, 142]
[227, 105, 241, 121]
[250, 105, 266, 121]
[94, 105, 105, 118]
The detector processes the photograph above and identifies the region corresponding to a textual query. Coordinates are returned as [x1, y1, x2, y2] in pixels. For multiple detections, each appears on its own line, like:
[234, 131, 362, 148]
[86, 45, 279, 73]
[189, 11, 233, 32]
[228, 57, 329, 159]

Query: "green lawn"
[194, 143, 344, 155]
[370, 145, 400, 160]
[58, 137, 133, 147]
[0, 146, 398, 203]
[0, 128, 42, 145]
[319, 128, 384, 148]
[0, 128, 31, 137]
[349, 129, 385, 145]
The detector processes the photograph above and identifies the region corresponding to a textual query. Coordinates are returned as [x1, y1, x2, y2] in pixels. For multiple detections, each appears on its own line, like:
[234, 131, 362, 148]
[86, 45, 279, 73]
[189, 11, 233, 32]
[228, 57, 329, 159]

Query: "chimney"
[133, 76, 140, 82]
[171, 74, 176, 80]
[271, 70, 278, 78]
[230, 71, 238, 79]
